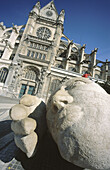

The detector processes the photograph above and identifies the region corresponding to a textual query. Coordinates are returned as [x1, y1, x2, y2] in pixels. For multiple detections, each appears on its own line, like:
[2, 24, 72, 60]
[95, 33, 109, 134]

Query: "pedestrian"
[82, 71, 92, 78]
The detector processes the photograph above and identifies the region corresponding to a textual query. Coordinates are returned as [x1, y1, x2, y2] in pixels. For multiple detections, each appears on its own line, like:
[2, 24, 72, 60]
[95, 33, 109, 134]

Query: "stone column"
[108, 62, 110, 82]
[103, 59, 109, 81]
[2, 25, 23, 60]
[90, 48, 98, 77]
[4, 63, 16, 87]
[78, 44, 86, 74]
[13, 61, 23, 95]
[65, 40, 73, 70]
[46, 46, 53, 61]
[3, 60, 23, 98]
[36, 67, 47, 98]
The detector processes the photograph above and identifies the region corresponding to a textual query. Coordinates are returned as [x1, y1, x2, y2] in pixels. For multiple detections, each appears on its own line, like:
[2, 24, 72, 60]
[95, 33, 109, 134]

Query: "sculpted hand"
[9, 94, 47, 158]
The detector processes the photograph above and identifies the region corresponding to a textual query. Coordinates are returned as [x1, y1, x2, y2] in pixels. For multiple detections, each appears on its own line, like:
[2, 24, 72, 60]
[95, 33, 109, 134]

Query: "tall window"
[19, 84, 35, 98]
[35, 52, 38, 59]
[0, 67, 8, 83]
[27, 50, 31, 57]
[31, 51, 34, 58]
[19, 84, 27, 98]
[43, 54, 46, 60]
[28, 86, 34, 95]
[39, 53, 42, 59]
[50, 79, 60, 93]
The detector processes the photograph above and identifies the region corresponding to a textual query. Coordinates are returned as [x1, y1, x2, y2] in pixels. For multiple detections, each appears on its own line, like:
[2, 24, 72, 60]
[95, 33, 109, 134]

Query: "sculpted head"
[46, 77, 110, 169]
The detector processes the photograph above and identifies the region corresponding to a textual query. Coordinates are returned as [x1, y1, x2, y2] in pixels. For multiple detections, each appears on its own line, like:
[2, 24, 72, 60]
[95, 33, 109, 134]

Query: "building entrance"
[19, 84, 35, 98]
[18, 66, 40, 98]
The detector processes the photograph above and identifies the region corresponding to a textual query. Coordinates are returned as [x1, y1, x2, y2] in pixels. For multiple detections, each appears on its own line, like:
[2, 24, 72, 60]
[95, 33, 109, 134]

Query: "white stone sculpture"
[10, 77, 110, 170]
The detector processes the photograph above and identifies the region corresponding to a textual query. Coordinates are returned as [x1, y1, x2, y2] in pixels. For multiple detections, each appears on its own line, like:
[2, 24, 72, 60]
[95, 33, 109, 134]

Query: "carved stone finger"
[14, 132, 38, 158]
[11, 118, 37, 135]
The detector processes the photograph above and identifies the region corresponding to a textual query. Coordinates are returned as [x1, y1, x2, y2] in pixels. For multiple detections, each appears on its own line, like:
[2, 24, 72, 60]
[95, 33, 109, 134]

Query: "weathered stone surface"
[11, 118, 37, 135]
[14, 132, 38, 158]
[10, 104, 28, 121]
[46, 77, 110, 170]
[20, 94, 42, 107]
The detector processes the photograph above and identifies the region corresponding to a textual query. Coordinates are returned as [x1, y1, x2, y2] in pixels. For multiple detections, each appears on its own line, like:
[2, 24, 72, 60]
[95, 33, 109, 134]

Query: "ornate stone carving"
[57, 9, 65, 24]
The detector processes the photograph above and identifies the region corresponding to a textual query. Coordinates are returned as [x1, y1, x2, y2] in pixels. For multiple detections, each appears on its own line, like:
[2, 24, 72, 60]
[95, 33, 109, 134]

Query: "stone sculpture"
[10, 77, 110, 170]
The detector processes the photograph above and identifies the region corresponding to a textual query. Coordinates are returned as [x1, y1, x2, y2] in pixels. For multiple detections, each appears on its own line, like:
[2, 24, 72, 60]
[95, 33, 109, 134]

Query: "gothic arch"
[19, 66, 40, 98]
[22, 66, 40, 81]
[0, 65, 8, 69]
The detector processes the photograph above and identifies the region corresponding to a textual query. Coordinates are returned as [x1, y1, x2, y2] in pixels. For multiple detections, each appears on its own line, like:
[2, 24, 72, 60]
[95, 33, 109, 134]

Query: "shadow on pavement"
[0, 120, 18, 163]
[0, 120, 82, 170]
[15, 131, 83, 170]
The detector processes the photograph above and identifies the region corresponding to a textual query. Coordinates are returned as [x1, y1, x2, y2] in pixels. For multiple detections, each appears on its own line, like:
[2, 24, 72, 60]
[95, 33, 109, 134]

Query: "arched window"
[23, 67, 39, 81]
[0, 67, 8, 83]
[25, 70, 37, 81]
[68, 67, 76, 72]
[50, 79, 60, 93]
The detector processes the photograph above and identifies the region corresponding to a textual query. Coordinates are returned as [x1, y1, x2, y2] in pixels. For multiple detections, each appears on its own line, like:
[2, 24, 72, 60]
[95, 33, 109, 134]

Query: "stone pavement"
[0, 96, 82, 170]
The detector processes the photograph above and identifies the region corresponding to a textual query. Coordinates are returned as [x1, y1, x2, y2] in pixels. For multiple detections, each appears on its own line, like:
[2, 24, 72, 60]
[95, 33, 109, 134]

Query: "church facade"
[0, 1, 110, 101]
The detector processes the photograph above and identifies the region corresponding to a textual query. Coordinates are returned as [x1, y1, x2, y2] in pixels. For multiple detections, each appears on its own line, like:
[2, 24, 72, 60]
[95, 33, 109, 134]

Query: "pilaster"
[48, 10, 65, 70]
[65, 40, 73, 70]
[78, 44, 86, 74]
[48, 23, 63, 70]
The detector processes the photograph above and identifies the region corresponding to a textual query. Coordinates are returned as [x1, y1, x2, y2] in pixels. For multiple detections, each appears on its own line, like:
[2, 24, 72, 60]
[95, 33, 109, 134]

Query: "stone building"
[0, 1, 110, 101]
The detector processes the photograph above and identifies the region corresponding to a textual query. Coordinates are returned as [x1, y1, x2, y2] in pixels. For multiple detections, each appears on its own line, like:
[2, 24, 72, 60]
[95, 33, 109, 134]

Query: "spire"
[31, 1, 40, 15]
[57, 9, 65, 24]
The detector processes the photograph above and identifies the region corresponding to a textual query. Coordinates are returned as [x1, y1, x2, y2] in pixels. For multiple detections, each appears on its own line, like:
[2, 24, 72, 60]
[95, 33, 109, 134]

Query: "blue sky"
[0, 0, 110, 61]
